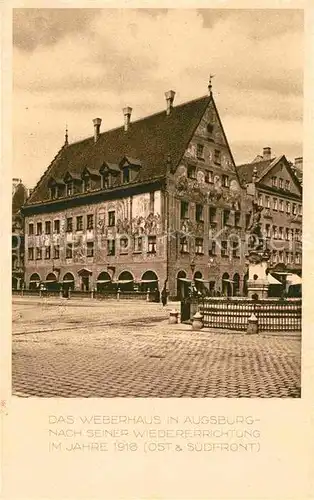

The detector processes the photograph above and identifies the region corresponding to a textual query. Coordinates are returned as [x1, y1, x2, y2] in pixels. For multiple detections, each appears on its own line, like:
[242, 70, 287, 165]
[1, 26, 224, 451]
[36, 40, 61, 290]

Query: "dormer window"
[122, 167, 130, 184]
[50, 186, 58, 199]
[102, 172, 112, 189]
[67, 182, 73, 196]
[48, 177, 64, 199]
[83, 176, 91, 192]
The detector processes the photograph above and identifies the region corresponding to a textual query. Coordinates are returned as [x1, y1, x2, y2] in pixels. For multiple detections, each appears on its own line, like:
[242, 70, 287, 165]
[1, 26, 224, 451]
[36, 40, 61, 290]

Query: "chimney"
[294, 157, 303, 170]
[123, 107, 132, 132]
[263, 147, 271, 161]
[92, 117, 102, 143]
[165, 90, 176, 116]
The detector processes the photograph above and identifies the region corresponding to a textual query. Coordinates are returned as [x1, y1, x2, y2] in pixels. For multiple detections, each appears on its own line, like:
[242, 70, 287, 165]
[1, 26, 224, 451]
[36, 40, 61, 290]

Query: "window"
[279, 200, 284, 212]
[231, 240, 238, 258]
[279, 227, 283, 240]
[149, 192, 155, 214]
[222, 175, 229, 187]
[66, 217, 73, 232]
[36, 247, 42, 260]
[286, 252, 290, 264]
[36, 222, 42, 235]
[285, 180, 290, 190]
[295, 229, 300, 241]
[45, 221, 51, 234]
[290, 253, 294, 264]
[221, 240, 228, 257]
[214, 149, 221, 165]
[272, 176, 277, 187]
[209, 206, 217, 225]
[223, 209, 230, 226]
[196, 144, 204, 159]
[273, 226, 278, 239]
[107, 239, 115, 256]
[29, 223, 34, 235]
[120, 237, 129, 253]
[195, 238, 204, 254]
[66, 182, 73, 196]
[273, 198, 278, 210]
[45, 246, 51, 259]
[245, 213, 251, 229]
[279, 178, 283, 189]
[286, 201, 291, 214]
[53, 245, 60, 259]
[292, 203, 297, 215]
[134, 236, 143, 252]
[279, 251, 284, 262]
[295, 253, 301, 264]
[285, 228, 290, 241]
[265, 196, 270, 208]
[54, 220, 60, 234]
[102, 172, 112, 189]
[66, 243, 73, 259]
[50, 186, 58, 199]
[187, 165, 196, 179]
[265, 224, 271, 238]
[235, 211, 241, 227]
[148, 236, 157, 254]
[86, 241, 94, 257]
[258, 194, 263, 206]
[289, 229, 294, 241]
[28, 247, 34, 260]
[180, 237, 188, 253]
[209, 240, 216, 256]
[204, 170, 213, 183]
[87, 214, 94, 230]
[181, 201, 189, 219]
[108, 211, 115, 227]
[196, 204, 204, 222]
[272, 251, 277, 263]
[122, 167, 130, 183]
[76, 216, 83, 231]
[83, 177, 91, 192]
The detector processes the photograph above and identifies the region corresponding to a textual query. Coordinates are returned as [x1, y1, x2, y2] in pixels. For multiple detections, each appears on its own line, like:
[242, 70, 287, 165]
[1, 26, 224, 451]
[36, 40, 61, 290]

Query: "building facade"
[23, 86, 266, 298]
[237, 148, 302, 277]
[12, 180, 28, 289]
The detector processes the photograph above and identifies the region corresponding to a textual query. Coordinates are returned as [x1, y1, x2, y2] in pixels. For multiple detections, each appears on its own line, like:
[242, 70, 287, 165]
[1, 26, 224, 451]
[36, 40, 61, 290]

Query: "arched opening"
[140, 270, 159, 292]
[177, 270, 190, 300]
[117, 270, 134, 291]
[63, 273, 75, 291]
[193, 271, 208, 296]
[45, 272, 59, 291]
[233, 273, 240, 296]
[78, 268, 92, 292]
[29, 273, 40, 290]
[96, 271, 112, 292]
[222, 272, 232, 297]
[243, 272, 249, 296]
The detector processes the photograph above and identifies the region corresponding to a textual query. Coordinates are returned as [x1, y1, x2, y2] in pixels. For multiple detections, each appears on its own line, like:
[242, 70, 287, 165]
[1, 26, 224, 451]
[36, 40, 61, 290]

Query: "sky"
[13, 8, 304, 189]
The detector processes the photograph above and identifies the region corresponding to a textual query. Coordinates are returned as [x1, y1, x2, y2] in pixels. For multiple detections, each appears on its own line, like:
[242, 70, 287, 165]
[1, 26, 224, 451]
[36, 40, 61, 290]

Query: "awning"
[195, 278, 210, 283]
[287, 274, 302, 285]
[140, 279, 158, 283]
[96, 279, 112, 284]
[43, 280, 58, 283]
[267, 274, 282, 285]
[78, 268, 92, 275]
[116, 280, 134, 284]
[223, 279, 235, 283]
[29, 279, 40, 283]
[179, 278, 192, 283]
[63, 279, 74, 283]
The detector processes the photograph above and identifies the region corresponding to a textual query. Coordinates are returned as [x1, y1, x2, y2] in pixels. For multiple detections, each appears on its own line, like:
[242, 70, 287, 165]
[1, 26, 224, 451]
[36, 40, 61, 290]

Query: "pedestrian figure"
[161, 286, 167, 307]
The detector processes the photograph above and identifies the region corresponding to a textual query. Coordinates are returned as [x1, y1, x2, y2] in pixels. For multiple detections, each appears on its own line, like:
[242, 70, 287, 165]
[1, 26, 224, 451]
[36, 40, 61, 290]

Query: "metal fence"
[199, 298, 301, 332]
[12, 288, 155, 301]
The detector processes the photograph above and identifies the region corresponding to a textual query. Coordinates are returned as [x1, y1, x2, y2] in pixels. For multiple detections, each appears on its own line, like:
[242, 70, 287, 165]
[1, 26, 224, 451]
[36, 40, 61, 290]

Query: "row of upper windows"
[264, 225, 302, 241]
[271, 177, 291, 190]
[28, 212, 118, 235]
[187, 143, 223, 164]
[271, 251, 301, 264]
[187, 165, 230, 187]
[180, 202, 241, 227]
[257, 195, 302, 215]
[27, 235, 157, 260]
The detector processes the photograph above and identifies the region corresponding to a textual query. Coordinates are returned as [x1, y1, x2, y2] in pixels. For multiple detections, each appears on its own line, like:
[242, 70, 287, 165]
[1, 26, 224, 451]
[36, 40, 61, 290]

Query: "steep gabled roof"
[26, 95, 211, 205]
[236, 158, 275, 184]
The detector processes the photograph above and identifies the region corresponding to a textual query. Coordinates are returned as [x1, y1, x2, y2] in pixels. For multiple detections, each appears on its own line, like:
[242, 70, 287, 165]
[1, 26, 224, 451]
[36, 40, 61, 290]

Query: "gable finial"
[64, 123, 69, 146]
[208, 74, 215, 95]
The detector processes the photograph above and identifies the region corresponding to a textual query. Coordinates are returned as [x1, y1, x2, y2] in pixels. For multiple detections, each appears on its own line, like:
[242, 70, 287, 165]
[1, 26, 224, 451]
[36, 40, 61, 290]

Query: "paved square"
[12, 298, 301, 398]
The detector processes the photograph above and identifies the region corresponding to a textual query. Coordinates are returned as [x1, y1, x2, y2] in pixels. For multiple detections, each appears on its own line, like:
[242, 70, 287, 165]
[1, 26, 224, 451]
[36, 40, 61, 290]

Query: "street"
[12, 298, 301, 398]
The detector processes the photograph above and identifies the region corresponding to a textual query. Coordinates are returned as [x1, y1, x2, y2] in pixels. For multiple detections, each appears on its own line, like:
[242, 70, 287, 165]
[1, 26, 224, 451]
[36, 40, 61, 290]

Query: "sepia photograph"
[12, 8, 303, 399]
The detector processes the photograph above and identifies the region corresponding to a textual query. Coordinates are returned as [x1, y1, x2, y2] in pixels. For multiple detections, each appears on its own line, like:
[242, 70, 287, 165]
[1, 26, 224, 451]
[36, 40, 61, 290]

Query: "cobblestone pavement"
[12, 298, 301, 398]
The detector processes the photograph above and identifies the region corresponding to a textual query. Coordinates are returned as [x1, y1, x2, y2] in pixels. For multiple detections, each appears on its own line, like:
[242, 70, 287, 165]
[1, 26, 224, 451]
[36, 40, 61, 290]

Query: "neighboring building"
[237, 148, 302, 276]
[22, 84, 256, 298]
[12, 180, 28, 288]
